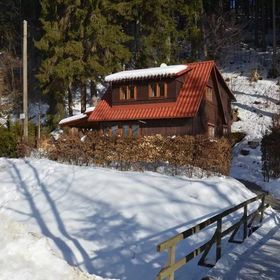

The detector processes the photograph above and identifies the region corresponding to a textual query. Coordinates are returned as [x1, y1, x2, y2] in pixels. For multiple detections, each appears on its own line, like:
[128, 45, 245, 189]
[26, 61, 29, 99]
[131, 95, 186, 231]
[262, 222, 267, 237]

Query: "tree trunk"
[90, 80, 97, 98]
[81, 82, 87, 113]
[261, 0, 266, 51]
[254, 0, 260, 47]
[200, 3, 208, 59]
[67, 84, 73, 116]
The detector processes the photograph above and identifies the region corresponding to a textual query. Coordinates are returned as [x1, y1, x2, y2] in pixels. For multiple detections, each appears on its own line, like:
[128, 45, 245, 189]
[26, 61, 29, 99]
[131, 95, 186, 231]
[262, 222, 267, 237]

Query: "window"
[205, 86, 213, 102]
[120, 84, 136, 100]
[129, 85, 135, 99]
[111, 125, 118, 137]
[131, 124, 139, 137]
[208, 124, 215, 138]
[120, 86, 128, 100]
[149, 82, 167, 98]
[223, 126, 228, 135]
[159, 82, 165, 97]
[123, 125, 129, 137]
[103, 126, 110, 136]
[150, 83, 157, 97]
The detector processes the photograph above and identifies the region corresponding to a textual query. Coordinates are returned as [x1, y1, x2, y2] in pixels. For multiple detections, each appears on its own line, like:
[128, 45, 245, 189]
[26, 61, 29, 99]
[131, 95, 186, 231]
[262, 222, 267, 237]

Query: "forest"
[0, 0, 279, 127]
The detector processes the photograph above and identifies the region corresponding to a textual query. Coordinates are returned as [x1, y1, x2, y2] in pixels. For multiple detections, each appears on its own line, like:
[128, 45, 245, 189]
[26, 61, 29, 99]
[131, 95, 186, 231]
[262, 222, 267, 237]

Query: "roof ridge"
[187, 60, 215, 66]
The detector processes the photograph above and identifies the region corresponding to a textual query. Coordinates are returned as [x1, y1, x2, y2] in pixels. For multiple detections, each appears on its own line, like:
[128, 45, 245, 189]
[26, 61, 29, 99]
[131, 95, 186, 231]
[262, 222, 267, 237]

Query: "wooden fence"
[156, 193, 269, 280]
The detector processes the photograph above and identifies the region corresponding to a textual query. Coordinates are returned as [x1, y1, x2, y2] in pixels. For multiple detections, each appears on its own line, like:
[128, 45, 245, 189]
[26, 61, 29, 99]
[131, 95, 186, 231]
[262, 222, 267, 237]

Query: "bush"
[261, 120, 280, 181]
[46, 132, 232, 176]
[0, 128, 18, 157]
[228, 132, 246, 146]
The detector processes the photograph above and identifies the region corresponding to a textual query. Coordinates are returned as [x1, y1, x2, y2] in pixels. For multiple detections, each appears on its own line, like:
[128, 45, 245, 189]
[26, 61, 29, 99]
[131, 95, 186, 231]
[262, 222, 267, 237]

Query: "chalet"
[60, 61, 236, 137]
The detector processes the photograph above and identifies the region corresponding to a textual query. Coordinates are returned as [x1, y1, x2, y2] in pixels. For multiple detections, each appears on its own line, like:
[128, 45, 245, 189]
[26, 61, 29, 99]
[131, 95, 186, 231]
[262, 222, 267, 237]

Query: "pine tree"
[36, 0, 130, 126]
[0, 0, 21, 53]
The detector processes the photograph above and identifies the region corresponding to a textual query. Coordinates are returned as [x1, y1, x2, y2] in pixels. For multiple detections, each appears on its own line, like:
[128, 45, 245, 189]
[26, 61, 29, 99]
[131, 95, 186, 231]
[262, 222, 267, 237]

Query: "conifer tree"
[36, 0, 130, 125]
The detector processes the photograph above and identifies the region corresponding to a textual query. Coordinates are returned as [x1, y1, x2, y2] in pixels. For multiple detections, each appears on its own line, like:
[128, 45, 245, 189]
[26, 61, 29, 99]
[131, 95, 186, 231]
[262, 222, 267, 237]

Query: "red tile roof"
[88, 61, 233, 122]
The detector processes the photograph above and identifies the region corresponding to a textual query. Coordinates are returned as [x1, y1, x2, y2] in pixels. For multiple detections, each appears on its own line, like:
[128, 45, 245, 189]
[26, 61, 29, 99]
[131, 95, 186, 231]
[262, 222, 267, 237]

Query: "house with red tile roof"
[60, 61, 235, 137]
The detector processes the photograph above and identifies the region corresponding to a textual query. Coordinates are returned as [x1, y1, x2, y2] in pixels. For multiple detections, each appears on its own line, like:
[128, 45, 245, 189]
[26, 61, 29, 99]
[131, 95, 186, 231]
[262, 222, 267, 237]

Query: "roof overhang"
[105, 65, 188, 83]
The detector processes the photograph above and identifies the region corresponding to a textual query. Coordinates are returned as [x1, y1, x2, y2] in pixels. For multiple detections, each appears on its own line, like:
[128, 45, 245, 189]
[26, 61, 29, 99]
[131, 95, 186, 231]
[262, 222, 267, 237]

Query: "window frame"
[223, 125, 228, 136]
[122, 124, 130, 137]
[149, 81, 167, 98]
[131, 124, 140, 137]
[120, 84, 137, 100]
[207, 123, 215, 138]
[205, 86, 213, 103]
[111, 125, 119, 137]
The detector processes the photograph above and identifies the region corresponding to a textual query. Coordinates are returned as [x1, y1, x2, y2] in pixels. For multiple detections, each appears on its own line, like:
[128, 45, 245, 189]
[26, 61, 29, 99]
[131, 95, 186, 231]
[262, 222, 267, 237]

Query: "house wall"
[99, 117, 206, 137]
[196, 69, 233, 137]
[111, 74, 186, 106]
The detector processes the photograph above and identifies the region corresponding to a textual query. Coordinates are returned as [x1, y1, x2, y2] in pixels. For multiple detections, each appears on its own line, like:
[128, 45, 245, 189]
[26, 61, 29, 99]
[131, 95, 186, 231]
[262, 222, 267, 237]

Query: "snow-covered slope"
[0, 214, 101, 280]
[0, 157, 257, 279]
[222, 71, 279, 140]
[220, 46, 280, 198]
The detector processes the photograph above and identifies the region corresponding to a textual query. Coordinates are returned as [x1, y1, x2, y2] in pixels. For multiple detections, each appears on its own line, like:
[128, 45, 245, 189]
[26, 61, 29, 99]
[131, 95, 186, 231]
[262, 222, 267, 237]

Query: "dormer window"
[149, 82, 167, 98]
[120, 84, 136, 100]
[205, 86, 213, 102]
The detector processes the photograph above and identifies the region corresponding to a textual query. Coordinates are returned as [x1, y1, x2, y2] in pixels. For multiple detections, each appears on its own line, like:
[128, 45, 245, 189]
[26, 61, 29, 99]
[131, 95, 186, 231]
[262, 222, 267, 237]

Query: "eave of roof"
[105, 65, 188, 83]
[59, 107, 95, 127]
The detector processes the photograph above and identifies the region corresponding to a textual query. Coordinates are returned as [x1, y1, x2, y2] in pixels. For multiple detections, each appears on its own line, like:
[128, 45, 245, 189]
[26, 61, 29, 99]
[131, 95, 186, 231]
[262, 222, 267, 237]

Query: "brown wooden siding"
[197, 70, 229, 137]
[99, 117, 206, 137]
[111, 74, 186, 106]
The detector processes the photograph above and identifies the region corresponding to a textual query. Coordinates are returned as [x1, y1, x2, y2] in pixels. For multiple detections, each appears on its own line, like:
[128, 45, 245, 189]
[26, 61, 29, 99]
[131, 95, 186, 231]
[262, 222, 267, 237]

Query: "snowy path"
[237, 179, 280, 211]
[231, 228, 280, 280]
[207, 210, 280, 280]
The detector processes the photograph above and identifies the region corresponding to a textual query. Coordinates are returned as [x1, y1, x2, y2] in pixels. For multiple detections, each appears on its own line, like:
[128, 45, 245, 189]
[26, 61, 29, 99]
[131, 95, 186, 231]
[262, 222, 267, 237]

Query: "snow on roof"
[59, 113, 87, 125]
[59, 107, 95, 125]
[85, 106, 95, 113]
[105, 64, 188, 82]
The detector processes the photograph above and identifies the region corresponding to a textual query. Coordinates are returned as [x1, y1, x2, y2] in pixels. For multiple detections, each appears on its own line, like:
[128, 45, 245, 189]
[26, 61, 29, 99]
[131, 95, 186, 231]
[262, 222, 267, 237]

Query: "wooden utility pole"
[272, 0, 277, 76]
[23, 20, 28, 142]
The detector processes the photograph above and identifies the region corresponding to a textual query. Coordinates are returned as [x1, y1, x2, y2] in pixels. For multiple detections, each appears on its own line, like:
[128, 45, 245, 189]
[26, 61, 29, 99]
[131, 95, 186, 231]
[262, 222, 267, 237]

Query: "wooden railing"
[156, 193, 269, 280]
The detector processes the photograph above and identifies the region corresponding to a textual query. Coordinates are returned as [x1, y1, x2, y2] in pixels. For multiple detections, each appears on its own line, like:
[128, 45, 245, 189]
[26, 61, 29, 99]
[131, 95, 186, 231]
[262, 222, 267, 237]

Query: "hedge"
[47, 132, 232, 176]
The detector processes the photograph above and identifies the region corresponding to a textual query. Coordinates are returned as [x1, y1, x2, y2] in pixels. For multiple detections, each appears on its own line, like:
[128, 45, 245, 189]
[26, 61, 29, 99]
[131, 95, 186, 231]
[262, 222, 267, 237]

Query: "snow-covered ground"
[220, 46, 280, 199]
[0, 157, 262, 280]
[0, 214, 100, 280]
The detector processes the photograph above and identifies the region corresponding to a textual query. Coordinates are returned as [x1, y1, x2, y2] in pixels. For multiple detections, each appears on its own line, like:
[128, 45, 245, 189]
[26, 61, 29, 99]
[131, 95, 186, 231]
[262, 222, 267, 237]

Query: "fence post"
[259, 195, 265, 224]
[216, 218, 222, 261]
[243, 204, 248, 240]
[167, 245, 176, 280]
